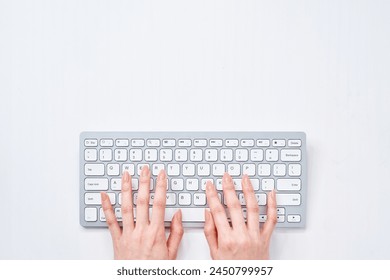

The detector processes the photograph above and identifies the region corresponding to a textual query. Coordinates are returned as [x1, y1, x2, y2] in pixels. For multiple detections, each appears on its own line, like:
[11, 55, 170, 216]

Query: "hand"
[204, 173, 277, 259]
[101, 166, 184, 259]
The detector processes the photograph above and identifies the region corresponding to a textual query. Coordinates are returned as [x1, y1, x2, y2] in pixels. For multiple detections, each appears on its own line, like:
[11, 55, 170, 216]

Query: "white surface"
[0, 0, 389, 259]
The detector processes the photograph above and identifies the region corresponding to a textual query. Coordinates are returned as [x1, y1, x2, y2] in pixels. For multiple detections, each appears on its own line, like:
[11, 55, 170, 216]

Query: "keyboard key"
[190, 149, 202, 161]
[273, 164, 286, 176]
[232, 178, 242, 190]
[210, 139, 223, 147]
[85, 192, 115, 205]
[145, 149, 158, 161]
[99, 208, 106, 221]
[122, 164, 135, 175]
[277, 179, 301, 191]
[164, 208, 205, 222]
[277, 216, 285, 223]
[272, 139, 286, 147]
[131, 139, 145, 147]
[146, 139, 160, 147]
[287, 214, 301, 223]
[85, 208, 97, 222]
[99, 149, 112, 161]
[160, 149, 173, 161]
[129, 149, 142, 161]
[288, 164, 301, 176]
[201, 179, 213, 190]
[84, 139, 98, 147]
[194, 193, 206, 205]
[114, 149, 127, 161]
[85, 164, 104, 176]
[186, 179, 199, 191]
[136, 164, 150, 175]
[110, 178, 121, 191]
[152, 164, 165, 176]
[194, 139, 207, 147]
[276, 194, 301, 205]
[257, 139, 270, 147]
[167, 164, 180, 176]
[107, 163, 120, 176]
[235, 149, 249, 161]
[175, 149, 188, 161]
[115, 208, 122, 221]
[100, 139, 114, 147]
[197, 164, 210, 176]
[227, 164, 240, 176]
[171, 178, 184, 191]
[250, 149, 263, 161]
[115, 139, 129, 147]
[226, 139, 239, 147]
[262, 179, 275, 191]
[281, 149, 301, 162]
[265, 149, 278, 161]
[255, 193, 267, 205]
[162, 139, 176, 147]
[241, 139, 254, 147]
[288, 139, 302, 147]
[183, 164, 195, 176]
[84, 149, 97, 161]
[205, 149, 218, 161]
[178, 193, 191, 205]
[178, 139, 191, 147]
[277, 207, 285, 215]
[242, 164, 255, 176]
[166, 193, 176, 205]
[213, 164, 225, 176]
[220, 149, 233, 161]
[258, 164, 271, 176]
[250, 178, 260, 190]
[85, 178, 108, 191]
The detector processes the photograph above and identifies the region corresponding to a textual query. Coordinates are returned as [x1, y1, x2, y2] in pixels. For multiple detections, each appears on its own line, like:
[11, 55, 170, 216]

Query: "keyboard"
[80, 131, 307, 228]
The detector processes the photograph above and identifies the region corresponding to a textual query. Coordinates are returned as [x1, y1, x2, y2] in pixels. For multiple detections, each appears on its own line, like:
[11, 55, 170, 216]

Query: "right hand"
[204, 173, 277, 259]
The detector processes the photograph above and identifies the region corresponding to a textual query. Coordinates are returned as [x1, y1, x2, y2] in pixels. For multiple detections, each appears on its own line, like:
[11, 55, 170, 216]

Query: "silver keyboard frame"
[80, 131, 307, 228]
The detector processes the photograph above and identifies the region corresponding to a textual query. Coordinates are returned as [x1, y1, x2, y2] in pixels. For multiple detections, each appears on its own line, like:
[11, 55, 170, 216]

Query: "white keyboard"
[80, 131, 307, 228]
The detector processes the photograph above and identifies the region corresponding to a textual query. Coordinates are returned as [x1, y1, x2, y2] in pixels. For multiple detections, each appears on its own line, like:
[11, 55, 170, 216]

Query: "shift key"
[276, 194, 301, 205]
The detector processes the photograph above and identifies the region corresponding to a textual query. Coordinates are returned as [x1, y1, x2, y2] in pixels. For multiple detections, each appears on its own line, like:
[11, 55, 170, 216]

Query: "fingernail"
[223, 172, 232, 183]
[141, 165, 149, 176]
[158, 169, 166, 180]
[204, 209, 209, 222]
[123, 171, 129, 182]
[176, 209, 182, 222]
[206, 181, 212, 191]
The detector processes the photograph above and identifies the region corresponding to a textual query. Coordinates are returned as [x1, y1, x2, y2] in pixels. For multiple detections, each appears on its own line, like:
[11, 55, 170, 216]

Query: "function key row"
[84, 138, 302, 148]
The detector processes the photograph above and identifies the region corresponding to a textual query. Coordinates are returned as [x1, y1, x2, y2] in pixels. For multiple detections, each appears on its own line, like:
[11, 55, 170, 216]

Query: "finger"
[222, 173, 245, 230]
[136, 165, 151, 226]
[151, 169, 167, 227]
[204, 209, 218, 258]
[205, 180, 231, 233]
[261, 190, 277, 240]
[121, 171, 134, 234]
[100, 192, 121, 241]
[241, 175, 259, 233]
[167, 210, 184, 260]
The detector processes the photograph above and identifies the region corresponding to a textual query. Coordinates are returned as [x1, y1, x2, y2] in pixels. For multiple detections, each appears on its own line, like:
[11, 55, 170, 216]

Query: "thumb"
[167, 210, 184, 259]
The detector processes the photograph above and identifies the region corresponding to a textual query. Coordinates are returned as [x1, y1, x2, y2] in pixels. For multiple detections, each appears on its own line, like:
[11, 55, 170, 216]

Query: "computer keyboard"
[80, 131, 307, 228]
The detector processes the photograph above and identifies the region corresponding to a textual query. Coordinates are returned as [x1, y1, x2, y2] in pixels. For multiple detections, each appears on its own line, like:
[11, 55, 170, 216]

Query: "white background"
[0, 0, 389, 259]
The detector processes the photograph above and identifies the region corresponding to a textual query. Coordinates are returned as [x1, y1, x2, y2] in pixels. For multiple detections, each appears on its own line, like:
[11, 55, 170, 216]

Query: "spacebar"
[164, 208, 206, 222]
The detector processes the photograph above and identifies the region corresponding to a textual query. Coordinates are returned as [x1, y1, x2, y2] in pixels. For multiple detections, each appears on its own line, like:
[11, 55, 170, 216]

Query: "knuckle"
[246, 205, 259, 213]
[136, 196, 149, 206]
[121, 205, 133, 215]
[152, 199, 165, 209]
[106, 217, 116, 226]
